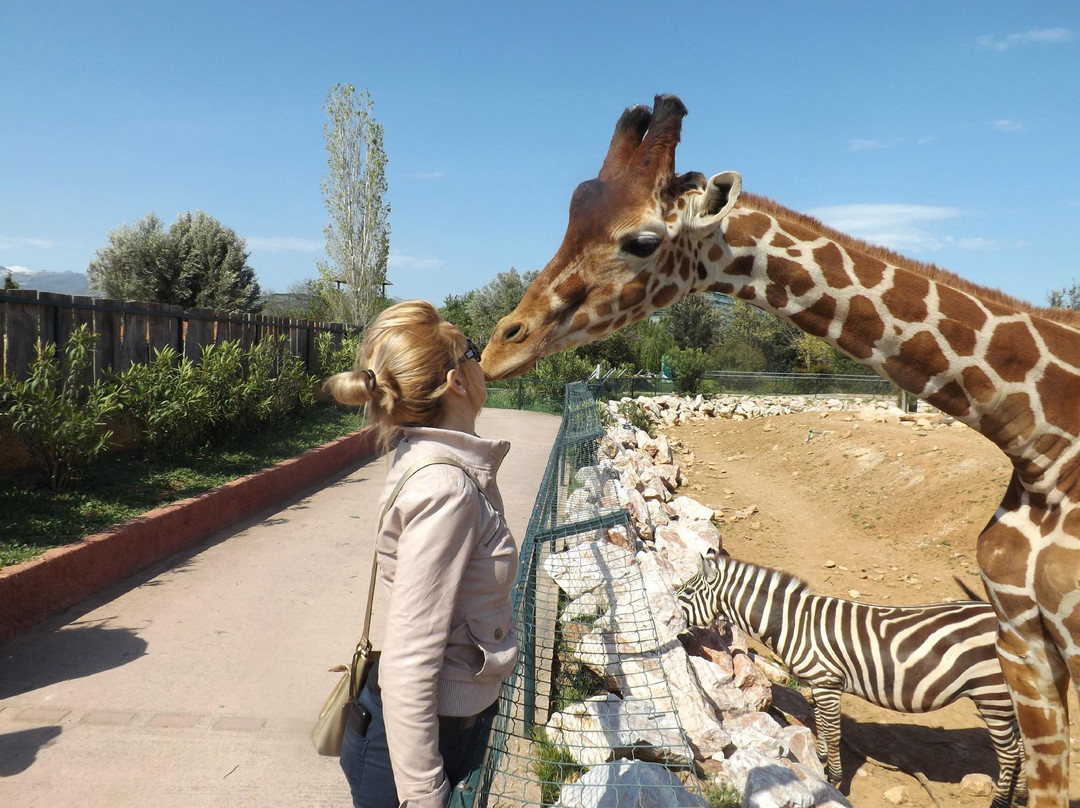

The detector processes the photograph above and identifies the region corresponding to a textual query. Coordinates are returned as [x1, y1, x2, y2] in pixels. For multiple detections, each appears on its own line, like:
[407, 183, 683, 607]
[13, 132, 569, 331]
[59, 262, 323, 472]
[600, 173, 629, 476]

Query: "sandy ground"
[665, 410, 1080, 807]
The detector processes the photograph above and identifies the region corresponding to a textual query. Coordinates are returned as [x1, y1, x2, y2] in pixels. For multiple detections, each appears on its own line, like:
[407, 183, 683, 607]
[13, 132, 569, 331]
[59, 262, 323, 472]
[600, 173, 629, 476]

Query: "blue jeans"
[340, 660, 495, 808]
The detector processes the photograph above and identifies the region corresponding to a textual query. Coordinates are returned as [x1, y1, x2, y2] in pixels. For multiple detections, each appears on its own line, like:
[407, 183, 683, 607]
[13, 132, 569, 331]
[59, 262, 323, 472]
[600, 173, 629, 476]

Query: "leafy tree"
[466, 268, 539, 346]
[3, 272, 19, 290]
[667, 294, 722, 350]
[666, 347, 711, 395]
[635, 318, 676, 372]
[86, 211, 260, 312]
[439, 292, 477, 338]
[171, 211, 261, 311]
[719, 300, 800, 371]
[1048, 282, 1080, 311]
[316, 84, 390, 327]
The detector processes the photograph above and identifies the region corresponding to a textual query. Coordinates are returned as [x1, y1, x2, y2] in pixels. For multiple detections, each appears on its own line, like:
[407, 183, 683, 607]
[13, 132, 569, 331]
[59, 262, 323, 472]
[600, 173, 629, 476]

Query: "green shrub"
[315, 330, 361, 378]
[614, 399, 656, 437]
[112, 346, 209, 457]
[5, 325, 120, 489]
[667, 346, 711, 395]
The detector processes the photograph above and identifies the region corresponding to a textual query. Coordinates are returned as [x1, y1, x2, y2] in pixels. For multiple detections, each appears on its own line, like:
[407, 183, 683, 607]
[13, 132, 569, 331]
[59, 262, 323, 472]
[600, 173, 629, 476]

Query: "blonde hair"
[321, 300, 471, 451]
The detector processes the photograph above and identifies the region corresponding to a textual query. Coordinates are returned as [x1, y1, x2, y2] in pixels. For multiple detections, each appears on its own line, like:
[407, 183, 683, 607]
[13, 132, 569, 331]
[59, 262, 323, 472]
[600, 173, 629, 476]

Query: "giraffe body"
[481, 95, 1080, 806]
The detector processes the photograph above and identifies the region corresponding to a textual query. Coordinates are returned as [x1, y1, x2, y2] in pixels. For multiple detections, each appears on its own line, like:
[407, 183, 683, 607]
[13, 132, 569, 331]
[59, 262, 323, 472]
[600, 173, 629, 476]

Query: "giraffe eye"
[621, 234, 662, 258]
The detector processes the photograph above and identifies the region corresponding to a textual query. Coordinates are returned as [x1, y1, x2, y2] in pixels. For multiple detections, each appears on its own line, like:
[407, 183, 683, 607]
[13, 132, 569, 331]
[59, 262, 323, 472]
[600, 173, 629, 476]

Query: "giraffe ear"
[686, 171, 742, 232]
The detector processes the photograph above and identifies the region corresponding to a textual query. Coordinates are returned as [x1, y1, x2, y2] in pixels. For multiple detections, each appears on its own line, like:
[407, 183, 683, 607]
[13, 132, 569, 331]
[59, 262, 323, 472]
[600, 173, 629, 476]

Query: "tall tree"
[87, 211, 260, 312]
[666, 294, 722, 350]
[316, 84, 390, 327]
[1048, 282, 1080, 311]
[466, 268, 539, 346]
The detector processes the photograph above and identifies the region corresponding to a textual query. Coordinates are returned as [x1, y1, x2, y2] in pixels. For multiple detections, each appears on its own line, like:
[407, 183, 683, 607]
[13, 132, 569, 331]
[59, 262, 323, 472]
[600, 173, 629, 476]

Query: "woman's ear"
[445, 367, 468, 396]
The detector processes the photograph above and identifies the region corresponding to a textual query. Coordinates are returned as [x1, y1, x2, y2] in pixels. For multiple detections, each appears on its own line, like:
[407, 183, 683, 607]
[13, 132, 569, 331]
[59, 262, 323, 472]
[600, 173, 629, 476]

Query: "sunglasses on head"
[462, 338, 481, 363]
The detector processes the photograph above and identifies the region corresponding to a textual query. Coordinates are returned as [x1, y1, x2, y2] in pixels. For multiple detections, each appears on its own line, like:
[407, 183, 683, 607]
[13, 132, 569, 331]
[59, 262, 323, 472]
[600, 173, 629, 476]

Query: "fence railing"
[487, 370, 896, 414]
[455, 382, 705, 808]
[0, 290, 361, 381]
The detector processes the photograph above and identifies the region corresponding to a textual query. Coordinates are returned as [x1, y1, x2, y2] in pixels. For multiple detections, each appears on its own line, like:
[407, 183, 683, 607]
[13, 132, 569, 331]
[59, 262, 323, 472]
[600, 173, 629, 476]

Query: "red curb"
[0, 427, 378, 643]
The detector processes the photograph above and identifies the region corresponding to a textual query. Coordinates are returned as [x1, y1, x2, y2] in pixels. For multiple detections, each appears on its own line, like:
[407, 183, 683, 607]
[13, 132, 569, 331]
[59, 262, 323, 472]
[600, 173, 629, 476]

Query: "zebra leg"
[811, 686, 844, 785]
[971, 697, 1027, 808]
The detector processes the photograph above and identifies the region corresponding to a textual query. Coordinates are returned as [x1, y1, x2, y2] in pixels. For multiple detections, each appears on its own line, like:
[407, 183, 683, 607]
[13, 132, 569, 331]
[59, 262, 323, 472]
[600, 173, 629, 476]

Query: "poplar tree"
[317, 84, 390, 327]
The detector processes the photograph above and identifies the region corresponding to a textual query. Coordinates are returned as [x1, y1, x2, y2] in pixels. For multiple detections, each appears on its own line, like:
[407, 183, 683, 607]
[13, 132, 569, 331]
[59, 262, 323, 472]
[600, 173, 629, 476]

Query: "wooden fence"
[0, 290, 361, 381]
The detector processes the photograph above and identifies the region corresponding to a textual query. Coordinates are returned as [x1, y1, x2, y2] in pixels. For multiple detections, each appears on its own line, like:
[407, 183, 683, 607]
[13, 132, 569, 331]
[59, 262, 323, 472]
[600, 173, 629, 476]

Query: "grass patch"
[529, 726, 586, 805]
[0, 404, 365, 568]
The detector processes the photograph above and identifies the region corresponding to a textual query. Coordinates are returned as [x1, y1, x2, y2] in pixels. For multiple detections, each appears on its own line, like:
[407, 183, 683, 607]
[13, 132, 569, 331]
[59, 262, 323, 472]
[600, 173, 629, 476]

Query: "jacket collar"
[398, 426, 510, 474]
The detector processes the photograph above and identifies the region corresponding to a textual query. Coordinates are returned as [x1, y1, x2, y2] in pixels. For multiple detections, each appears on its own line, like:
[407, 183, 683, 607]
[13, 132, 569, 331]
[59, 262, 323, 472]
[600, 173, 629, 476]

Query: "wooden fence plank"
[2, 293, 352, 381]
[93, 298, 123, 380]
[120, 303, 149, 371]
[183, 308, 215, 361]
[147, 302, 183, 357]
[4, 290, 42, 379]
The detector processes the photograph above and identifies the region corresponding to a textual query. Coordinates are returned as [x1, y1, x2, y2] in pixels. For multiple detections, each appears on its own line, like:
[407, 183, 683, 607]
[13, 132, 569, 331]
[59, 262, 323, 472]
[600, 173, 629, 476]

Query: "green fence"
[453, 382, 708, 808]
[490, 370, 894, 412]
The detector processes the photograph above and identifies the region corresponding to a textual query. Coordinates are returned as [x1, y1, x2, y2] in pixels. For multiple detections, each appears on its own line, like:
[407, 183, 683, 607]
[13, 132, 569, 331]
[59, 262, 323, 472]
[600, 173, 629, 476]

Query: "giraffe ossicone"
[481, 94, 1080, 808]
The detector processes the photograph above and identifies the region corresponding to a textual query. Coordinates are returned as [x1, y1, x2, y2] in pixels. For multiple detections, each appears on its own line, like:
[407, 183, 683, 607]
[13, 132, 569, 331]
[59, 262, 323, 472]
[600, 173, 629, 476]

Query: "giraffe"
[481, 94, 1080, 807]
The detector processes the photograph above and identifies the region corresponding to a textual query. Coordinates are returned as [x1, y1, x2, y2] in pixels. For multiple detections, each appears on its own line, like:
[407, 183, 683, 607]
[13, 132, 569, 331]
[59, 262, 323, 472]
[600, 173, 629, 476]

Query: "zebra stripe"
[676, 554, 1025, 808]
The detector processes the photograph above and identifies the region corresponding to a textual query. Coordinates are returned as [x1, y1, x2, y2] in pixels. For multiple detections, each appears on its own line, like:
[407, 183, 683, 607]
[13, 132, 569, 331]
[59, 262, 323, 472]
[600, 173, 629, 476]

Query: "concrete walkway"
[0, 408, 561, 808]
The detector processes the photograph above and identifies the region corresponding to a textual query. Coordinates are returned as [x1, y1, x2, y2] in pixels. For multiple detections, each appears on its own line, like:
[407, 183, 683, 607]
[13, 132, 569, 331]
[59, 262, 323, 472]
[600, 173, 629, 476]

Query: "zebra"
[675, 553, 1025, 808]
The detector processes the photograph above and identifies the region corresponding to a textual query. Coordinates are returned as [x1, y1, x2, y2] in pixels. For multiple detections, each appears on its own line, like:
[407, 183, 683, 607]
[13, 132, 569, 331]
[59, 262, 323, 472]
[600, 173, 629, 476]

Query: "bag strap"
[359, 456, 490, 644]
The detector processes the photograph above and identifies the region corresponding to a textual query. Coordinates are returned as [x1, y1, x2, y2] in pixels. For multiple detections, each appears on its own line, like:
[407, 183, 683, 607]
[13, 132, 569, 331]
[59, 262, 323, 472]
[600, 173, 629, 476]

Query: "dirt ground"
[664, 410, 1080, 807]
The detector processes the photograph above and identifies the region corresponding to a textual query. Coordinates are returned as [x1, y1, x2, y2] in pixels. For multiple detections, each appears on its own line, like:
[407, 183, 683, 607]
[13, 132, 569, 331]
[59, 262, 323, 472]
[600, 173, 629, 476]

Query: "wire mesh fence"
[452, 382, 710, 808]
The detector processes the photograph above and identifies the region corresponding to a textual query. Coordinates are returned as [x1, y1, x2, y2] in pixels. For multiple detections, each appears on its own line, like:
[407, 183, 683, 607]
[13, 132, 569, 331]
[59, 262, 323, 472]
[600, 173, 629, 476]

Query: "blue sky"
[2, 1, 1078, 308]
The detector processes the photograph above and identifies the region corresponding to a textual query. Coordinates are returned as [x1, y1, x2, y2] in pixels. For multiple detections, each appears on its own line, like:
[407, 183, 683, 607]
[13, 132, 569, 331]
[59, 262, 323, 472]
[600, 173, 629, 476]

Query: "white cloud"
[848, 136, 935, 151]
[388, 252, 444, 271]
[808, 203, 963, 252]
[956, 237, 999, 251]
[977, 28, 1073, 51]
[848, 139, 888, 151]
[992, 119, 1025, 132]
[0, 235, 55, 250]
[246, 236, 323, 253]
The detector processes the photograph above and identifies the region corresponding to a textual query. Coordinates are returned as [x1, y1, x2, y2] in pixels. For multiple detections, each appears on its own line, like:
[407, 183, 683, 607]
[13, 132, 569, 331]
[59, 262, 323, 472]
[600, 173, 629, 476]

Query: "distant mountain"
[1, 267, 90, 296]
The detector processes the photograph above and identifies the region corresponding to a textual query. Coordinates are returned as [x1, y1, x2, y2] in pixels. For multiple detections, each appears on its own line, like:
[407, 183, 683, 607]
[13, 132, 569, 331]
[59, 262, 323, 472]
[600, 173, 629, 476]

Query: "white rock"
[960, 773, 994, 797]
[556, 760, 708, 808]
[545, 542, 637, 598]
[882, 786, 908, 805]
[545, 693, 692, 766]
[669, 495, 715, 522]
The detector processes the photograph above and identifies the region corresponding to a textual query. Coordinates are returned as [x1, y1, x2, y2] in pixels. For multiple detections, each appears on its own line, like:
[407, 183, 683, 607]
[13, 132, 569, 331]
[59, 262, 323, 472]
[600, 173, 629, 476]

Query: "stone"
[556, 760, 708, 808]
[960, 773, 994, 797]
[545, 693, 692, 766]
[720, 749, 852, 808]
[669, 495, 715, 522]
[882, 786, 907, 805]
[545, 542, 637, 598]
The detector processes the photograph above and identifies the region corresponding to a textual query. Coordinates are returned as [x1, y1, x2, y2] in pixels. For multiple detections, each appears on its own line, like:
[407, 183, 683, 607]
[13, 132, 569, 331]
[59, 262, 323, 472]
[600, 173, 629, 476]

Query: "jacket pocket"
[464, 606, 518, 683]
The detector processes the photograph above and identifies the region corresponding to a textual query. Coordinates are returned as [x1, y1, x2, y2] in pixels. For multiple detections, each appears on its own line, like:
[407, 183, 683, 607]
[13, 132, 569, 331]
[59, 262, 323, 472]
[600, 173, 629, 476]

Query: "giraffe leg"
[811, 686, 844, 785]
[995, 618, 1069, 808]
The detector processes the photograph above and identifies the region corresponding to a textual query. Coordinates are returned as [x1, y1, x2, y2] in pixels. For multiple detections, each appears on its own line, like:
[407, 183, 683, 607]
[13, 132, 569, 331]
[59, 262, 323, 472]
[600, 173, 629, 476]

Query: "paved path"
[0, 408, 561, 808]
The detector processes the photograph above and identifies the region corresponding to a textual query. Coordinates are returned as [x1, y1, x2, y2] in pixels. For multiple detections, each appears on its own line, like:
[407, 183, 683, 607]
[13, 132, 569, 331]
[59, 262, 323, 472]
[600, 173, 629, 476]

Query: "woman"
[322, 300, 518, 808]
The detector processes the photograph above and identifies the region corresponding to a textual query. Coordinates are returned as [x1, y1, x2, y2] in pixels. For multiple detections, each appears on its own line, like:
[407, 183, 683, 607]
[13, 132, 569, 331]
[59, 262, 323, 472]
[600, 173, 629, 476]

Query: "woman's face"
[461, 340, 488, 413]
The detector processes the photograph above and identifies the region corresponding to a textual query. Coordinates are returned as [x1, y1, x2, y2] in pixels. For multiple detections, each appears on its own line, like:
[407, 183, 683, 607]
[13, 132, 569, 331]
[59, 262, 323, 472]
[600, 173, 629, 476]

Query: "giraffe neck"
[695, 201, 1080, 500]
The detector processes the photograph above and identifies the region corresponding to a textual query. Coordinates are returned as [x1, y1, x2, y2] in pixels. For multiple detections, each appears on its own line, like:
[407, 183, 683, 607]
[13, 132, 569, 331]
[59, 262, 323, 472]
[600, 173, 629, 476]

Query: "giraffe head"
[481, 94, 742, 380]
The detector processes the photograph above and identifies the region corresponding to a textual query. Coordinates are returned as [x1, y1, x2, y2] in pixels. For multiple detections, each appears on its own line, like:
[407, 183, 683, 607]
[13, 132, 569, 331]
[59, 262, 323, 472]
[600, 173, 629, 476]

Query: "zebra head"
[676, 552, 727, 631]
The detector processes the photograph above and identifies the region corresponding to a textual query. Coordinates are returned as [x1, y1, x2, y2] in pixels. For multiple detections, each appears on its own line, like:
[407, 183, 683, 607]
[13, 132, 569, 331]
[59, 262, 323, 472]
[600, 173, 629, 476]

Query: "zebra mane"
[715, 554, 815, 598]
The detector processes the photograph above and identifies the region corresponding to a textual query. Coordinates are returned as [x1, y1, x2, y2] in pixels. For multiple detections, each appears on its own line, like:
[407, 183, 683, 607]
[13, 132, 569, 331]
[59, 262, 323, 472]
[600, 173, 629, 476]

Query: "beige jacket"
[375, 427, 518, 808]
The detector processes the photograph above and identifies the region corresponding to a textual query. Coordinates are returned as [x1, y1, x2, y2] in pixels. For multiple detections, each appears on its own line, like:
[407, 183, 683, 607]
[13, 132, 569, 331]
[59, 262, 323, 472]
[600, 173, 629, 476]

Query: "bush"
[315, 330, 361, 378]
[113, 337, 316, 458]
[614, 399, 656, 437]
[112, 346, 209, 457]
[667, 346, 711, 395]
[4, 325, 120, 489]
